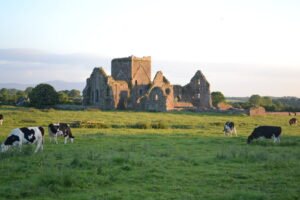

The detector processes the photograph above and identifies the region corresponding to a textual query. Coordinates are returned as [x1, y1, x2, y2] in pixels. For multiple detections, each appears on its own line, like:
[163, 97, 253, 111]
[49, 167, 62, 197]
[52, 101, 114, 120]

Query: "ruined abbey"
[83, 56, 212, 111]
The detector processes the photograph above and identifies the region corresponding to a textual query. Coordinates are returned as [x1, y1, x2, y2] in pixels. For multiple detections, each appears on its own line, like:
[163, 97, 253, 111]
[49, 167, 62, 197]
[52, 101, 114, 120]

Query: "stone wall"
[248, 106, 266, 116]
[145, 71, 174, 111]
[173, 71, 212, 110]
[82, 67, 129, 110]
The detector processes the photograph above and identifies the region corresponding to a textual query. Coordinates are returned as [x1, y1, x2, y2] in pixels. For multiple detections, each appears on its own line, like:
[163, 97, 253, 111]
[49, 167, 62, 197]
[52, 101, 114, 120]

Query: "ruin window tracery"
[96, 89, 99, 102]
[155, 94, 159, 101]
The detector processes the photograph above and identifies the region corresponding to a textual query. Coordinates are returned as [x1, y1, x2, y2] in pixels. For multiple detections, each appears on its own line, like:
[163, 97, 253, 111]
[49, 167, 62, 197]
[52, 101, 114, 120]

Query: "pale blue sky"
[0, 0, 299, 96]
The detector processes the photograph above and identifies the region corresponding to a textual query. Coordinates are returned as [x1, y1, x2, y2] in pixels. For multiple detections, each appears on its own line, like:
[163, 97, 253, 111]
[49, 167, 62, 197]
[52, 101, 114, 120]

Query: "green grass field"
[0, 106, 299, 200]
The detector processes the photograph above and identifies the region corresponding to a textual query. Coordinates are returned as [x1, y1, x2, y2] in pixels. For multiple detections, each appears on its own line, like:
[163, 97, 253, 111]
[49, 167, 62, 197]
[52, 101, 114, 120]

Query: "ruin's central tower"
[111, 56, 151, 87]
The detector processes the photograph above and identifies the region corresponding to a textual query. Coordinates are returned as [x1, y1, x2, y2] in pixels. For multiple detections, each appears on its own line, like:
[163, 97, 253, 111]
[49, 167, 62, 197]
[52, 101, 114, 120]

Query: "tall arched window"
[96, 89, 99, 102]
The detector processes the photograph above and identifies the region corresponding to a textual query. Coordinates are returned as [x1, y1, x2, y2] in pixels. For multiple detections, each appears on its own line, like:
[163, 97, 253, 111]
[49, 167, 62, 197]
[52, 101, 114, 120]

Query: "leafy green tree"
[0, 88, 9, 103]
[211, 91, 225, 107]
[260, 96, 272, 106]
[249, 95, 261, 106]
[69, 89, 81, 98]
[58, 91, 69, 104]
[25, 87, 33, 96]
[29, 84, 59, 108]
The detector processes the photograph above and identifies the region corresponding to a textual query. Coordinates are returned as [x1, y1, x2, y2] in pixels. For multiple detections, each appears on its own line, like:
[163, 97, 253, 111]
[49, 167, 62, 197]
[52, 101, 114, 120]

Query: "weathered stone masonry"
[83, 56, 213, 111]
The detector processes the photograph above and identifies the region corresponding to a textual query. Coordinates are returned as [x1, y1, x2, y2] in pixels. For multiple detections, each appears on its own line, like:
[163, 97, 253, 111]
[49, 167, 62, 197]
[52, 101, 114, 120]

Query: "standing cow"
[0, 114, 3, 125]
[289, 118, 297, 126]
[1, 127, 44, 153]
[223, 121, 237, 136]
[247, 126, 281, 144]
[48, 123, 74, 144]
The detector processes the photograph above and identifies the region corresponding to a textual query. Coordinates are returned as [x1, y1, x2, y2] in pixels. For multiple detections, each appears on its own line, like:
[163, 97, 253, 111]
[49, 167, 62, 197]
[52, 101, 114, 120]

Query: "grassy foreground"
[0, 106, 299, 200]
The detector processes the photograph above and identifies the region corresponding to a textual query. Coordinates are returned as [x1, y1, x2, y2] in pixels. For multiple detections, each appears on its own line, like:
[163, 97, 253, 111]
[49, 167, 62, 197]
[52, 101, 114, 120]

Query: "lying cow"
[247, 126, 281, 144]
[289, 118, 297, 126]
[48, 123, 74, 144]
[0, 114, 3, 125]
[1, 127, 44, 153]
[223, 121, 237, 136]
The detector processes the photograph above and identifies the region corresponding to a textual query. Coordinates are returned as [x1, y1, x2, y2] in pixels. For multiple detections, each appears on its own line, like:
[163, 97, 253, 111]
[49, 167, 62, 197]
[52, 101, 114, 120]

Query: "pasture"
[0, 106, 299, 200]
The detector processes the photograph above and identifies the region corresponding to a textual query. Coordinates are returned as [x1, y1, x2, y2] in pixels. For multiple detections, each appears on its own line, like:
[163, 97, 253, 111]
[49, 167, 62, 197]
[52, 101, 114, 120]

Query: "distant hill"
[226, 97, 249, 103]
[0, 80, 85, 92]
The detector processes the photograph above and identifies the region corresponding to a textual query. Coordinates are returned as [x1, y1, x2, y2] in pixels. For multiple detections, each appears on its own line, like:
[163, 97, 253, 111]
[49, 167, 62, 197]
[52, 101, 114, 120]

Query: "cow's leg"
[273, 135, 277, 143]
[55, 134, 58, 144]
[34, 141, 42, 153]
[18, 142, 22, 152]
[64, 136, 68, 144]
[0, 120, 2, 125]
[234, 128, 237, 136]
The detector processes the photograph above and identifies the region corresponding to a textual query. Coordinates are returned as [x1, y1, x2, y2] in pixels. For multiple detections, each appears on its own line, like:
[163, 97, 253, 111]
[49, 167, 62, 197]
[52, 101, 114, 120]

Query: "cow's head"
[247, 135, 253, 144]
[1, 143, 9, 153]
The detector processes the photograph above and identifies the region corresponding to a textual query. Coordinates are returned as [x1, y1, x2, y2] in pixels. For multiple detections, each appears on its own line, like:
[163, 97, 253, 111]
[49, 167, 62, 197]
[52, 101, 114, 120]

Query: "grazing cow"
[289, 118, 297, 126]
[247, 126, 281, 144]
[223, 121, 237, 136]
[1, 127, 44, 153]
[0, 114, 3, 125]
[48, 123, 74, 144]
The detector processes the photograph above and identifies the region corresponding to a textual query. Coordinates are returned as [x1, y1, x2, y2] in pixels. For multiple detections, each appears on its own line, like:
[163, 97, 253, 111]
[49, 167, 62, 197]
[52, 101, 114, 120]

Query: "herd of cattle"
[0, 114, 298, 153]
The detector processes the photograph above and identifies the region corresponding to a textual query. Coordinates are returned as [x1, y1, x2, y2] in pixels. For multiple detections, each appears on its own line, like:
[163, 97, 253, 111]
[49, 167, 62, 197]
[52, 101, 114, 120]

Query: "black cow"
[223, 121, 237, 136]
[0, 114, 3, 125]
[247, 126, 281, 144]
[48, 123, 74, 144]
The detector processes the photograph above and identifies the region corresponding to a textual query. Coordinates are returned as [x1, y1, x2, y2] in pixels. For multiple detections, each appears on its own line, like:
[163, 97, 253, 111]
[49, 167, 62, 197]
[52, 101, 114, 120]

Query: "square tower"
[111, 56, 151, 87]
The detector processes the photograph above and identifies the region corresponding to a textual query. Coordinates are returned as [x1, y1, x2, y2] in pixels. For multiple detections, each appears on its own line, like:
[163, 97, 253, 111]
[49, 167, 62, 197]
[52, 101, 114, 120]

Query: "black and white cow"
[223, 121, 237, 136]
[48, 123, 74, 144]
[247, 126, 281, 144]
[0, 114, 3, 125]
[1, 127, 44, 153]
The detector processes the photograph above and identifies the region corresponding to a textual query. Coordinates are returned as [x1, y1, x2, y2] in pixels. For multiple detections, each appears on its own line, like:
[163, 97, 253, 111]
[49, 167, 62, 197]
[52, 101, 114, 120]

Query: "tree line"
[211, 92, 300, 112]
[1, 85, 299, 111]
[0, 84, 82, 108]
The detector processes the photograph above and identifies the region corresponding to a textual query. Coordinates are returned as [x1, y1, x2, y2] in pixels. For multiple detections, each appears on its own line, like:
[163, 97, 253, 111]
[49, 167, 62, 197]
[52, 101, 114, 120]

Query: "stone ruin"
[83, 56, 212, 111]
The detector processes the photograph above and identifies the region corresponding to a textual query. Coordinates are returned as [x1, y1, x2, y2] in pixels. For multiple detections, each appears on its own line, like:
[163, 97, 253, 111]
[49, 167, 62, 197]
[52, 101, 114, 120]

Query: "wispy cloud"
[0, 49, 111, 83]
[0, 49, 299, 97]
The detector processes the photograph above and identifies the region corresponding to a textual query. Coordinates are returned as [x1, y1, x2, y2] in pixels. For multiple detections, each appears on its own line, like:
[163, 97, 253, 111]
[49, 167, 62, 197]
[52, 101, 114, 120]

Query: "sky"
[0, 0, 299, 97]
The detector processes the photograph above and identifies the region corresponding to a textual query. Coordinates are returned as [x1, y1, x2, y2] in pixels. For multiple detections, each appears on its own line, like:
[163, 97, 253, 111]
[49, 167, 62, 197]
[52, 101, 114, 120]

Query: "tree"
[68, 89, 81, 98]
[249, 95, 261, 106]
[260, 96, 272, 106]
[0, 88, 9, 103]
[58, 91, 69, 104]
[211, 91, 225, 107]
[29, 84, 59, 108]
[25, 87, 33, 96]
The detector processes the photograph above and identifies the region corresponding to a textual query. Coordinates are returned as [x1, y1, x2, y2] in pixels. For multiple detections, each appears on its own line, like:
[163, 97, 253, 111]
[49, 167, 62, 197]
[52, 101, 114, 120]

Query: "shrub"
[151, 120, 169, 129]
